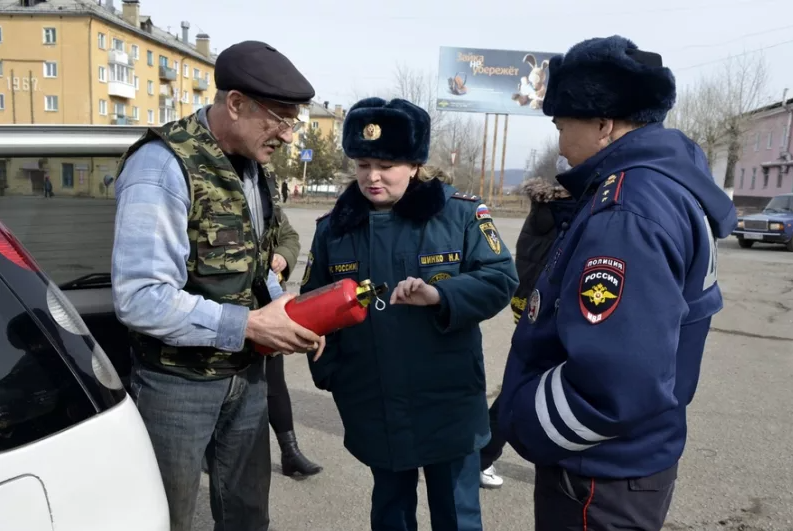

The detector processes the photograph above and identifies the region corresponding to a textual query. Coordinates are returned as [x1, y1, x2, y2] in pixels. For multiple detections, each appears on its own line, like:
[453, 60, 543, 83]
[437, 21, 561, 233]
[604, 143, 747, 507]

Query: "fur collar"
[520, 178, 571, 203]
[329, 178, 447, 236]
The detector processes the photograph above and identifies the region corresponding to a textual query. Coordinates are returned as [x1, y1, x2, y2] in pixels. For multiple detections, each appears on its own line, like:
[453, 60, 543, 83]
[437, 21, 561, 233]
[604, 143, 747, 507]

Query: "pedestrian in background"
[498, 35, 737, 530]
[301, 97, 518, 530]
[479, 165, 576, 490]
[111, 40, 323, 531]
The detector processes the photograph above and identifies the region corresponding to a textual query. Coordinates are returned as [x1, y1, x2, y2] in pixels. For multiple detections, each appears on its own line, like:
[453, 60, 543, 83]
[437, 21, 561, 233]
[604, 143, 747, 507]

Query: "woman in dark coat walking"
[480, 172, 577, 489]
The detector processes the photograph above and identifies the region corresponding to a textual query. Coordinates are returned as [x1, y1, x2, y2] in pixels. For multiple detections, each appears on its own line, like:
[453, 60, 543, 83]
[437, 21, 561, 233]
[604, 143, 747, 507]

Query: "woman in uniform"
[300, 97, 518, 530]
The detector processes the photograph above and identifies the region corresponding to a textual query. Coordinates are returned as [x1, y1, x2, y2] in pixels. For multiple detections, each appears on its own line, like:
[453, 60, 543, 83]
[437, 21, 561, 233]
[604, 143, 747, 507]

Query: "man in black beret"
[112, 40, 323, 531]
[498, 35, 737, 530]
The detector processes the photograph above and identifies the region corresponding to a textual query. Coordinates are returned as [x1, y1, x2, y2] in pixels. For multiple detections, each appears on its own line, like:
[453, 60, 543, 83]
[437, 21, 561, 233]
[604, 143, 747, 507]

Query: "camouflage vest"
[115, 112, 279, 380]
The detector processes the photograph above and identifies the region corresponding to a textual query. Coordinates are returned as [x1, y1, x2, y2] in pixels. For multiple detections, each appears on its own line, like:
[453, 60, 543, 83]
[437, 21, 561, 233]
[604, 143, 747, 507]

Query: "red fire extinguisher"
[255, 278, 388, 356]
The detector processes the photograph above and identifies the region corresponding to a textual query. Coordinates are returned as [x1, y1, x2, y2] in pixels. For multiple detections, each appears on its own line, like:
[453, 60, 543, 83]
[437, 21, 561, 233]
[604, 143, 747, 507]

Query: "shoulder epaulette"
[451, 192, 479, 202]
[591, 172, 626, 215]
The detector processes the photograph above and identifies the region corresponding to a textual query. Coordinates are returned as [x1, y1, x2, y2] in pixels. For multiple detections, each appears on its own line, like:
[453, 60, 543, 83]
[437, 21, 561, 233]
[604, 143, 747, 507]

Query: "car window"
[765, 195, 793, 212]
[0, 281, 97, 452]
[0, 156, 119, 288]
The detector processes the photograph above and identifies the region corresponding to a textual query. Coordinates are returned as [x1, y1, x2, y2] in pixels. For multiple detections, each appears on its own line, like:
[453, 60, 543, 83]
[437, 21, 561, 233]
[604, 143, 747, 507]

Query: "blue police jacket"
[498, 123, 738, 479]
[301, 177, 518, 471]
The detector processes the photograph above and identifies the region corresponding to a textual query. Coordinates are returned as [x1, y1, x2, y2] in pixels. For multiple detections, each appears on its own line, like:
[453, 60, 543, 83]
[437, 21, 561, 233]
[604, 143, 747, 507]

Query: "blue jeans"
[370, 451, 483, 531]
[130, 356, 271, 531]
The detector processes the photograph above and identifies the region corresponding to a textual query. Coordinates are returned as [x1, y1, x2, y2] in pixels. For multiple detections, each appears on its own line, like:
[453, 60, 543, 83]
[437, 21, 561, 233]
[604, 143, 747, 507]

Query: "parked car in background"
[0, 125, 169, 531]
[732, 193, 793, 251]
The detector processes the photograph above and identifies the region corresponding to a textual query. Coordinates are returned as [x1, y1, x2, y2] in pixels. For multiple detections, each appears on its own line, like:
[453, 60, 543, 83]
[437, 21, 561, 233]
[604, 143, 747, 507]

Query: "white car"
[0, 125, 170, 531]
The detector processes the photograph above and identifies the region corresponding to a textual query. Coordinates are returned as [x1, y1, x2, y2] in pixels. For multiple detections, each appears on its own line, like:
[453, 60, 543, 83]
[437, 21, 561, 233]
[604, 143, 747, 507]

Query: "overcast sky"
[142, 0, 793, 168]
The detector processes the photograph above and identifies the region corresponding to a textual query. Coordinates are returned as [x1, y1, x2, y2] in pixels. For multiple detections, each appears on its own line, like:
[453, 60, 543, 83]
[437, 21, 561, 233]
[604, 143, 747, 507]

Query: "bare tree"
[721, 53, 770, 189]
[432, 113, 485, 192]
[526, 136, 560, 182]
[390, 62, 448, 145]
[665, 78, 728, 168]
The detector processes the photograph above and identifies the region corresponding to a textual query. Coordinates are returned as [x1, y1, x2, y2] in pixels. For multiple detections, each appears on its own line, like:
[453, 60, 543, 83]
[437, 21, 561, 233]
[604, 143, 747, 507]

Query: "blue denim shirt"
[111, 106, 279, 353]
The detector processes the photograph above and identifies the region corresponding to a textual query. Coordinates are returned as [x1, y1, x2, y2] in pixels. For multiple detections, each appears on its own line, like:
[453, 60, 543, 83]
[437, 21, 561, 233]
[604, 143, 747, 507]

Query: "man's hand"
[271, 253, 287, 274]
[390, 277, 441, 306]
[245, 294, 321, 354]
[311, 336, 327, 362]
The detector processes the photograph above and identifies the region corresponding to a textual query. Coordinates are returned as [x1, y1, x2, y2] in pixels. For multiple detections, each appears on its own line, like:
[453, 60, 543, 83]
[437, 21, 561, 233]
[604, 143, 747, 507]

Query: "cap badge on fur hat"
[363, 123, 382, 141]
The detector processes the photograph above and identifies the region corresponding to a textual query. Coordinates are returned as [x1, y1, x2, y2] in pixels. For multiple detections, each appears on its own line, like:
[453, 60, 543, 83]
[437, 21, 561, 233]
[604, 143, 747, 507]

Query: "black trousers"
[533, 463, 677, 531]
[265, 354, 293, 434]
[480, 393, 506, 471]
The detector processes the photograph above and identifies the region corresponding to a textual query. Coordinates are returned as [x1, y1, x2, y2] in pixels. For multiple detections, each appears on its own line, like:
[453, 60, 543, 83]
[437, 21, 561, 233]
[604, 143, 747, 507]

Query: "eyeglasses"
[250, 98, 304, 133]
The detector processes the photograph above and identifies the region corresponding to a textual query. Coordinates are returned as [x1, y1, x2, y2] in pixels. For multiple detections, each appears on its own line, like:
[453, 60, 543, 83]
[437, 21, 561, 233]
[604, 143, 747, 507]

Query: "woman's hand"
[390, 277, 441, 307]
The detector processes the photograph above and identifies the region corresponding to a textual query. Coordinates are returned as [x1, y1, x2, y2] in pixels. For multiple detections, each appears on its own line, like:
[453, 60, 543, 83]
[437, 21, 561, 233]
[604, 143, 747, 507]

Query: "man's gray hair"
[214, 90, 258, 113]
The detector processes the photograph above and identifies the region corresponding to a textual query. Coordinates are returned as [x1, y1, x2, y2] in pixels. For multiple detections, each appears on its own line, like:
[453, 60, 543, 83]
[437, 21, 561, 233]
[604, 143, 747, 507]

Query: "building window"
[193, 68, 200, 80]
[62, 163, 74, 188]
[147, 50, 154, 66]
[159, 107, 177, 124]
[134, 75, 139, 90]
[783, 128, 790, 150]
[148, 109, 154, 124]
[159, 55, 168, 67]
[98, 32, 106, 49]
[778, 171, 784, 189]
[147, 80, 154, 95]
[173, 60, 178, 71]
[767, 132, 774, 149]
[754, 132, 760, 151]
[110, 64, 132, 84]
[205, 72, 210, 84]
[44, 95, 58, 112]
[183, 63, 189, 78]
[43, 27, 57, 44]
[751, 167, 756, 189]
[204, 96, 209, 105]
[132, 106, 139, 121]
[0, 94, 5, 111]
[739, 168, 745, 189]
[0, 26, 3, 43]
[98, 66, 107, 82]
[193, 94, 201, 106]
[763, 167, 769, 188]
[312, 121, 319, 129]
[1, 60, 5, 77]
[43, 61, 57, 78]
[114, 102, 125, 118]
[98, 99, 107, 116]
[112, 38, 124, 52]
[183, 90, 188, 103]
[131, 44, 139, 60]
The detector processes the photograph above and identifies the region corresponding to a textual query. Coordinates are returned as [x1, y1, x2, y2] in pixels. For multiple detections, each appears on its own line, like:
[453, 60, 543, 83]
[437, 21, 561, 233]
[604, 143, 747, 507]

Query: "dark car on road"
[732, 193, 793, 251]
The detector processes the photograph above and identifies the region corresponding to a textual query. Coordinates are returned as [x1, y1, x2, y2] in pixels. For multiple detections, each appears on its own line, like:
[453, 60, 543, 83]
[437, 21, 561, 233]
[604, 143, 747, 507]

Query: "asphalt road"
[2, 198, 793, 530]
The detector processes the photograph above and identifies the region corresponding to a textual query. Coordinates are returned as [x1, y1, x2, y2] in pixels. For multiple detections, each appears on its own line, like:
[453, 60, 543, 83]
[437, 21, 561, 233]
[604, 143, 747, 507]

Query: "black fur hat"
[342, 97, 431, 164]
[542, 35, 676, 123]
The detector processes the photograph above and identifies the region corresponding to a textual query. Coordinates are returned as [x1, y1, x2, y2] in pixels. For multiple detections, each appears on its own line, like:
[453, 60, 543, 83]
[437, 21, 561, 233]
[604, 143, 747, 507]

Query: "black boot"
[276, 430, 323, 477]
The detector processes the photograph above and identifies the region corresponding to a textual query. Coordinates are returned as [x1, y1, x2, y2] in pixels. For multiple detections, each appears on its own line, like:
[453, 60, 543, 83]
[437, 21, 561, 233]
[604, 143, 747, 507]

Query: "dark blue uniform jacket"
[499, 123, 738, 479]
[301, 177, 518, 471]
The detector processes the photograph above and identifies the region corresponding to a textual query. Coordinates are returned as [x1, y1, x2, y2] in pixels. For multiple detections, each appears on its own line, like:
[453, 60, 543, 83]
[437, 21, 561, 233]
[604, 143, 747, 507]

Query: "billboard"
[436, 46, 559, 115]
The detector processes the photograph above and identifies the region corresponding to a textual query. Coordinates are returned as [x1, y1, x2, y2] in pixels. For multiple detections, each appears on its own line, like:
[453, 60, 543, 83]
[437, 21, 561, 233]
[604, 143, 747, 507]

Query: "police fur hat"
[342, 97, 431, 164]
[542, 35, 676, 123]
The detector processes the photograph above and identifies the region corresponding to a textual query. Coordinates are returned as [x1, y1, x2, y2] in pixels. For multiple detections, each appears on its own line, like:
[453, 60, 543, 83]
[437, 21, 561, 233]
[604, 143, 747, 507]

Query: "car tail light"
[0, 222, 41, 272]
[46, 282, 124, 391]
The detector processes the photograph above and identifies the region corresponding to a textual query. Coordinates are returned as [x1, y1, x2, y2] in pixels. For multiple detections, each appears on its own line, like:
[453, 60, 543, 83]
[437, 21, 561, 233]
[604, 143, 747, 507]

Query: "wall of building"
[0, 15, 92, 124]
[0, 12, 216, 126]
[732, 108, 793, 201]
[3, 155, 121, 198]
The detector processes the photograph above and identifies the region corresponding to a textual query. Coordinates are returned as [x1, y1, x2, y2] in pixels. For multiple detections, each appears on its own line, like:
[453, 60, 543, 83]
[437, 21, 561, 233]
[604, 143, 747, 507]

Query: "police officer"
[111, 40, 323, 530]
[301, 97, 518, 530]
[497, 35, 738, 530]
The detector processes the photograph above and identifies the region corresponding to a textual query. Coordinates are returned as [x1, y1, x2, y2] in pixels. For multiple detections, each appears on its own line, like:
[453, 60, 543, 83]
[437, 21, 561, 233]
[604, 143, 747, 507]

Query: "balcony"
[112, 115, 130, 125]
[159, 65, 177, 81]
[159, 95, 175, 108]
[108, 80, 136, 99]
[192, 78, 209, 91]
[108, 49, 134, 66]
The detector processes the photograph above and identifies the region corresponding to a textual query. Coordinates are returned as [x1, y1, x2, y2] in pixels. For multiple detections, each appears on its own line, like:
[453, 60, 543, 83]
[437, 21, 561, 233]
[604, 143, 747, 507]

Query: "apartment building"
[0, 0, 217, 126]
[308, 100, 345, 143]
[732, 96, 793, 209]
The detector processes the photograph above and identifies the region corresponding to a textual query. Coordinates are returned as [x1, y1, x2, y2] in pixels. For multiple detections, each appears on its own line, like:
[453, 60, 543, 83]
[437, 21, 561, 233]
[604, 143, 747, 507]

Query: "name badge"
[418, 250, 462, 267]
[328, 261, 359, 275]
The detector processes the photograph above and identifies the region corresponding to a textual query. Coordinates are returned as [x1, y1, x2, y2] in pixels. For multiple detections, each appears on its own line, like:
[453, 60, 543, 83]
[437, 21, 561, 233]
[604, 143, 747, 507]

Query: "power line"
[672, 24, 793, 51]
[676, 37, 793, 71]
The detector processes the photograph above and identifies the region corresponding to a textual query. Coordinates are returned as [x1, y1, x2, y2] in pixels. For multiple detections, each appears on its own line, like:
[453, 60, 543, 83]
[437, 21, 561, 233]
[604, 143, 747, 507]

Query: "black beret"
[342, 97, 431, 164]
[542, 35, 676, 123]
[214, 40, 315, 105]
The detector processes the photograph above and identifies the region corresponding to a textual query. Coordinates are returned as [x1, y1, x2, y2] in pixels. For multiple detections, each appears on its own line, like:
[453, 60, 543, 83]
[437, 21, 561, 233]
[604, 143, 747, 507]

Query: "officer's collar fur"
[520, 178, 571, 203]
[329, 177, 446, 236]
